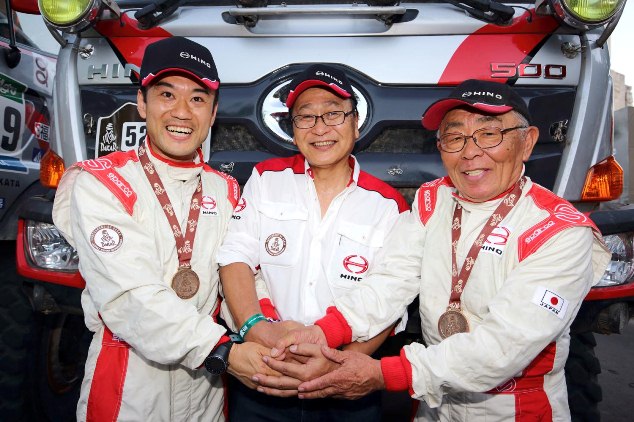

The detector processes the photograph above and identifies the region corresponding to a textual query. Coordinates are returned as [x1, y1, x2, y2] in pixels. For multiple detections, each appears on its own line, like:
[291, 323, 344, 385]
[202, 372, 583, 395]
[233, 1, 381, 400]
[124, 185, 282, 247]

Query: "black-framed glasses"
[291, 110, 357, 129]
[438, 126, 527, 153]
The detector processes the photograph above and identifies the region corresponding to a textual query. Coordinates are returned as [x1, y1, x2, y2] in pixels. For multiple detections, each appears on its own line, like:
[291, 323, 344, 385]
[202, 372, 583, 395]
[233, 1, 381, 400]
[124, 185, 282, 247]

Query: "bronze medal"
[171, 267, 200, 299]
[438, 309, 469, 339]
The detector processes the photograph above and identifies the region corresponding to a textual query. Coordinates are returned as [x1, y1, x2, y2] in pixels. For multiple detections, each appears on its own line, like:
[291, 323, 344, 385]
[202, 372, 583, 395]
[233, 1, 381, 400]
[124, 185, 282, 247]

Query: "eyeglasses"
[438, 126, 527, 153]
[291, 110, 357, 129]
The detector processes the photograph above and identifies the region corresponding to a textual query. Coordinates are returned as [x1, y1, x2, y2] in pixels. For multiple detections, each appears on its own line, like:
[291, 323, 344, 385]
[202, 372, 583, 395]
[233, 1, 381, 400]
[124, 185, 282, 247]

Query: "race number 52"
[121, 122, 146, 151]
[0, 73, 26, 154]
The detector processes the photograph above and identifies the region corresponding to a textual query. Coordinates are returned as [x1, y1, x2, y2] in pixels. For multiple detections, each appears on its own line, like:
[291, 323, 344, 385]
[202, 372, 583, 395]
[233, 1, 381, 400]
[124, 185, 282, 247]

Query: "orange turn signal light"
[580, 156, 623, 202]
[40, 149, 66, 189]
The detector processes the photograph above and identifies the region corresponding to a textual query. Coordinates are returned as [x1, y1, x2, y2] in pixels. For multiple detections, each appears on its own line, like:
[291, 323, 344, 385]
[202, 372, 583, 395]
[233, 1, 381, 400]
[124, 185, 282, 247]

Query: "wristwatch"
[204, 341, 233, 375]
[204, 333, 243, 375]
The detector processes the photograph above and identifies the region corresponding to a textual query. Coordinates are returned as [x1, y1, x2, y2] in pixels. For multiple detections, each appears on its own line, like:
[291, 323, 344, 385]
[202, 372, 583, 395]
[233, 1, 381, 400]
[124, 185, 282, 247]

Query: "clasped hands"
[231, 322, 384, 400]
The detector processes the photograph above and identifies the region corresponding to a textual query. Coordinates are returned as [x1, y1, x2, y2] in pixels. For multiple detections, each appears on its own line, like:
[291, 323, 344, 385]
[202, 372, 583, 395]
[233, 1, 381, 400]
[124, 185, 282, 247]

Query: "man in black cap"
[263, 79, 610, 421]
[217, 64, 409, 420]
[53, 36, 275, 421]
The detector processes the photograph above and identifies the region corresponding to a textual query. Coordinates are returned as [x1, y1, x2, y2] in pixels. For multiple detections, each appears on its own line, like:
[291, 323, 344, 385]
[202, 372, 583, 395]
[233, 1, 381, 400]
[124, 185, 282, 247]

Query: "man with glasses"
[263, 79, 610, 421]
[217, 64, 409, 421]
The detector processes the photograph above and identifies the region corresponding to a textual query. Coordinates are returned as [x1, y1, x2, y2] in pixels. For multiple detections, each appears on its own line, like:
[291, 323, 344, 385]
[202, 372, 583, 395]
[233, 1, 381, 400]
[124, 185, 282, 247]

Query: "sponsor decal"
[0, 73, 26, 156]
[32, 53, 55, 95]
[90, 225, 124, 252]
[524, 220, 555, 244]
[532, 286, 568, 320]
[32, 148, 44, 163]
[342, 255, 369, 274]
[461, 90, 503, 100]
[315, 70, 343, 85]
[481, 226, 512, 256]
[95, 103, 145, 158]
[235, 198, 247, 213]
[201, 195, 218, 216]
[553, 203, 587, 224]
[34, 122, 50, 143]
[180, 51, 213, 69]
[0, 177, 20, 187]
[339, 255, 369, 282]
[232, 197, 247, 220]
[0, 157, 27, 174]
[265, 233, 286, 256]
[494, 378, 517, 392]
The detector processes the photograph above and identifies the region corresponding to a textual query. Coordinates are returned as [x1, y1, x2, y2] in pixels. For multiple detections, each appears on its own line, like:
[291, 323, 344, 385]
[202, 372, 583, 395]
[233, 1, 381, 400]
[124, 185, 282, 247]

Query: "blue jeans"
[227, 375, 382, 422]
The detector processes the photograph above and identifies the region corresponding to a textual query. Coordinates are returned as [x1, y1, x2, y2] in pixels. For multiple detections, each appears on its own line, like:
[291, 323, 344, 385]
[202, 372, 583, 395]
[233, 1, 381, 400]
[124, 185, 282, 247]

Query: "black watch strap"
[204, 340, 233, 375]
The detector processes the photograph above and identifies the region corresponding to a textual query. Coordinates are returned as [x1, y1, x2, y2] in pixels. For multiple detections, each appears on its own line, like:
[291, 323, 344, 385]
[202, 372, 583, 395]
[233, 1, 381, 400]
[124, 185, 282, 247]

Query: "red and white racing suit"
[52, 142, 239, 422]
[316, 176, 611, 421]
[217, 154, 409, 325]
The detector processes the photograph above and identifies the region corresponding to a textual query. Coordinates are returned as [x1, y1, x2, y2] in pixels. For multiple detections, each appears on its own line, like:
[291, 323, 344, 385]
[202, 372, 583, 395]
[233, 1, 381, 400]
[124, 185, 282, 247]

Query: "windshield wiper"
[444, 0, 516, 25]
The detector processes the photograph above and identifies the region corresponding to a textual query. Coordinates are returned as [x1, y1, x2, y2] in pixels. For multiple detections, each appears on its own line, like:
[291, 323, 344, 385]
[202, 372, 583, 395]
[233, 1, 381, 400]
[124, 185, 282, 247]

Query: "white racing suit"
[316, 176, 611, 421]
[52, 143, 239, 422]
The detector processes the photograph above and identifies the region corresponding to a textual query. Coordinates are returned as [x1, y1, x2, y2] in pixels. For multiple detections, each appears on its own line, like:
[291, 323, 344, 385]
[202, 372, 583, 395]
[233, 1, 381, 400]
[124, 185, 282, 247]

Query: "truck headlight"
[25, 220, 78, 272]
[38, 0, 102, 32]
[597, 233, 634, 287]
[550, 0, 626, 29]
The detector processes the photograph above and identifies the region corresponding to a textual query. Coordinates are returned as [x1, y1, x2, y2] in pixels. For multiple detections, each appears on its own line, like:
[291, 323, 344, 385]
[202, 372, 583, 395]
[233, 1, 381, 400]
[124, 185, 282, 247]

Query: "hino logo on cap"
[462, 91, 503, 100]
[180, 51, 212, 69]
[315, 71, 342, 85]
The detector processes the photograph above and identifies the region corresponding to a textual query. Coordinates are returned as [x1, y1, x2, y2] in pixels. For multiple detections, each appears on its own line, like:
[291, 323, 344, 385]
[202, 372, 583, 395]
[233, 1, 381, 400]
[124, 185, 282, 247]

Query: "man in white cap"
[217, 64, 409, 421]
[264, 79, 610, 421]
[53, 36, 274, 421]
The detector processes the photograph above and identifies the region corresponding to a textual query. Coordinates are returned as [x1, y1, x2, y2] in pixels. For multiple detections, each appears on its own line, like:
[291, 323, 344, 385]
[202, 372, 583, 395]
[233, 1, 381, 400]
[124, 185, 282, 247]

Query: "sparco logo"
[315, 70, 342, 85]
[107, 172, 134, 198]
[180, 51, 212, 69]
[524, 220, 555, 244]
[461, 91, 502, 100]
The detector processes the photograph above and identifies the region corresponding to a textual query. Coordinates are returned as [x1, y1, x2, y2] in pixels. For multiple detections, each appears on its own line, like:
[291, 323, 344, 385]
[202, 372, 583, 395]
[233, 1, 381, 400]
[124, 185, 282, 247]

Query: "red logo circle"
[550, 297, 559, 305]
[343, 255, 369, 274]
[202, 195, 217, 210]
[235, 197, 247, 213]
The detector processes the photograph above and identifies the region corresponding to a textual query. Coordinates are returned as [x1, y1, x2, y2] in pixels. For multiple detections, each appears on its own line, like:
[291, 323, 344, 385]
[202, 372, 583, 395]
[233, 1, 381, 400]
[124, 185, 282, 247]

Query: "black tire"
[565, 332, 602, 422]
[0, 240, 34, 421]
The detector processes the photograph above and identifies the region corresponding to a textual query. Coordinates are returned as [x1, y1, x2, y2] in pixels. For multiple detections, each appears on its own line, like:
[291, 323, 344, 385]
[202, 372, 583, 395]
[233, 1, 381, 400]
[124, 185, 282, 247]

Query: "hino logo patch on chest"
[481, 226, 512, 256]
[532, 286, 569, 320]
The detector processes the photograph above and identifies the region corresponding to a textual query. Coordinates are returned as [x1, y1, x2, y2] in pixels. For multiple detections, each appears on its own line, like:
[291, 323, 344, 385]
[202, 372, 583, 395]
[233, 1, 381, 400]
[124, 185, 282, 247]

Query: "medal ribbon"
[448, 177, 526, 310]
[138, 143, 203, 269]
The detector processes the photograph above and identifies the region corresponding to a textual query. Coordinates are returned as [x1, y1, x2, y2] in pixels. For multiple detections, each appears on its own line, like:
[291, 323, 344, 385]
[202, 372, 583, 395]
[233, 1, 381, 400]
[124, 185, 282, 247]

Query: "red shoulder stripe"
[518, 185, 601, 262]
[74, 151, 138, 215]
[416, 177, 452, 225]
[255, 154, 305, 175]
[203, 165, 240, 209]
[357, 171, 410, 213]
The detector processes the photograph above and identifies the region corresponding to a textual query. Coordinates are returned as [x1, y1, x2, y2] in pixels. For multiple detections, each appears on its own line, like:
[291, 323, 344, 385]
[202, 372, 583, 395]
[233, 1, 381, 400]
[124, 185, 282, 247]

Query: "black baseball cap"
[422, 79, 531, 130]
[140, 37, 219, 91]
[285, 64, 355, 109]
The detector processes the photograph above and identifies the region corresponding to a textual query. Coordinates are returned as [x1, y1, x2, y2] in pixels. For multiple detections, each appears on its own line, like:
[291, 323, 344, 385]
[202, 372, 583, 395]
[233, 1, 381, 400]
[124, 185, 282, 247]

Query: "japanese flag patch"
[532, 286, 569, 320]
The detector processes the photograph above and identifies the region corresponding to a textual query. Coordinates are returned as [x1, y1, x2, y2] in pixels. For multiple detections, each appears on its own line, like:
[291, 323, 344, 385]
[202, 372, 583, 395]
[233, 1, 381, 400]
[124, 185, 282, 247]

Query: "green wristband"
[238, 313, 267, 339]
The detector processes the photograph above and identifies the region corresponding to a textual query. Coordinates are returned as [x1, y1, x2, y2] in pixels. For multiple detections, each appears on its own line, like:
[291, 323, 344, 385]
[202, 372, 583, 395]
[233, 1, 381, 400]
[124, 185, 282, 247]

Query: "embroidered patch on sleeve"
[90, 225, 123, 252]
[532, 286, 569, 320]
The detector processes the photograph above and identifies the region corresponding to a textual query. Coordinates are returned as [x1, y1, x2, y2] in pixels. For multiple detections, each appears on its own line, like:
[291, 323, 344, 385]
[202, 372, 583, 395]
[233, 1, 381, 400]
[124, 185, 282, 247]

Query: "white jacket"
[53, 143, 239, 422]
[317, 176, 610, 421]
[217, 154, 409, 325]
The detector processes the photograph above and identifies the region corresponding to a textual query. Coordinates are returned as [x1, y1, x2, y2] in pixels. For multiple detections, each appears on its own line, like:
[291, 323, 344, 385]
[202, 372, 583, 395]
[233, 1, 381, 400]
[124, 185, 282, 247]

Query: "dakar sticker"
[265, 233, 286, 256]
[90, 225, 123, 252]
[532, 286, 568, 320]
